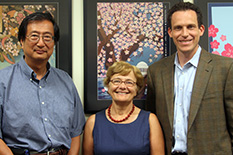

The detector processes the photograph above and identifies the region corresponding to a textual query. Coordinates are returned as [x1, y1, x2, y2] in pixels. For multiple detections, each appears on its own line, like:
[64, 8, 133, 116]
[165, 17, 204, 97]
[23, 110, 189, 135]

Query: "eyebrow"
[173, 23, 196, 28]
[112, 78, 135, 81]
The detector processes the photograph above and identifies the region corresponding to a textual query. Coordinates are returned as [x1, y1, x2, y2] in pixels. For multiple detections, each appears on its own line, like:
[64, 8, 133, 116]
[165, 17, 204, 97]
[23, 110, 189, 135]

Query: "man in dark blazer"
[146, 2, 233, 155]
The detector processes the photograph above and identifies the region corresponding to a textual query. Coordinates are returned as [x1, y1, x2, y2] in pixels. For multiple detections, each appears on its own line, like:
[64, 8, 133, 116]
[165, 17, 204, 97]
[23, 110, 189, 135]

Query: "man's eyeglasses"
[110, 79, 136, 87]
[26, 33, 55, 43]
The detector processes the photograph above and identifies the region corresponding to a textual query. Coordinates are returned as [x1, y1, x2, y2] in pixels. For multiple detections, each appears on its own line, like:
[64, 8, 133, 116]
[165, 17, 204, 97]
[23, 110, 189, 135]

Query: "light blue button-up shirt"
[172, 46, 201, 152]
[0, 57, 85, 152]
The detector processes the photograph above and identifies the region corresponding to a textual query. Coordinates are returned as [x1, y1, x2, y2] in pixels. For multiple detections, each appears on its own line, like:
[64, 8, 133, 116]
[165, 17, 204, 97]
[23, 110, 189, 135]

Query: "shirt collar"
[174, 46, 202, 68]
[19, 56, 51, 80]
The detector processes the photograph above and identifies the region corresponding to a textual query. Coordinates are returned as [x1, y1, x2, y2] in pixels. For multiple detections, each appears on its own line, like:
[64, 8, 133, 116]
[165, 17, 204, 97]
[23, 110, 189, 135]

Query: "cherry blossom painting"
[208, 3, 233, 58]
[0, 3, 57, 70]
[97, 2, 170, 100]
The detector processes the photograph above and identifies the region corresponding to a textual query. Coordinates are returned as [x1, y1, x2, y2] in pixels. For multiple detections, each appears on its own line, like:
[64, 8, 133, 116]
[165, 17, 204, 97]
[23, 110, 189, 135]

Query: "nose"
[118, 82, 127, 88]
[181, 27, 188, 37]
[36, 36, 46, 46]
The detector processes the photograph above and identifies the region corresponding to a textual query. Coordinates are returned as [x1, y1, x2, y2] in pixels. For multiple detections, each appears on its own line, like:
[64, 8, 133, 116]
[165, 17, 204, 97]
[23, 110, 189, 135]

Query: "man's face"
[168, 10, 205, 56]
[20, 20, 55, 65]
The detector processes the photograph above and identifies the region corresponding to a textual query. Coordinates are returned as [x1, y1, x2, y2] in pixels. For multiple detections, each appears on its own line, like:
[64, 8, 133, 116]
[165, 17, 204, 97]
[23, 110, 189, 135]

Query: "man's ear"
[20, 39, 24, 48]
[168, 27, 172, 38]
[199, 24, 205, 36]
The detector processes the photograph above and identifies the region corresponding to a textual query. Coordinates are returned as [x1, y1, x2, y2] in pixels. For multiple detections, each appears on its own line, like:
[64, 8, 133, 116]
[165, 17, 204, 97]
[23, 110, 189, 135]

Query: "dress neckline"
[104, 109, 142, 125]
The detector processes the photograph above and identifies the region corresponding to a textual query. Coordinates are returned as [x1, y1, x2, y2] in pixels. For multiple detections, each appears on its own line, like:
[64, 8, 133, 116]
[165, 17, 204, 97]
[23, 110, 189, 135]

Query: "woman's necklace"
[108, 104, 135, 123]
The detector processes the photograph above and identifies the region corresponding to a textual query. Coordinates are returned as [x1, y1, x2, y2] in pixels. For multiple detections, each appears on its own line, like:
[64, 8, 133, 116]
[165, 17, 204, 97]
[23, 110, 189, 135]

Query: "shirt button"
[39, 86, 42, 89]
[48, 134, 51, 138]
[44, 118, 48, 121]
[179, 103, 182, 106]
[177, 135, 180, 138]
[42, 102, 45, 105]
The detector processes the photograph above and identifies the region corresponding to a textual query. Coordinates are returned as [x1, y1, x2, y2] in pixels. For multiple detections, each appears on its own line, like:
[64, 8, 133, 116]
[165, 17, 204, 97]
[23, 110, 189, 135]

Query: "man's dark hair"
[18, 12, 60, 43]
[167, 2, 203, 29]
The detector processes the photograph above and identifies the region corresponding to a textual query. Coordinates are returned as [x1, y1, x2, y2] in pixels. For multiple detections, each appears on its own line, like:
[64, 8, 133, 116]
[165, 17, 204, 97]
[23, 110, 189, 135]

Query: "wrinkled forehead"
[26, 20, 54, 34]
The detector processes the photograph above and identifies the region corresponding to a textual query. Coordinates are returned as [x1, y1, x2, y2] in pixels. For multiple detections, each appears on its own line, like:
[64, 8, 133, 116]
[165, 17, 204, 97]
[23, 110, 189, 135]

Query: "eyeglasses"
[110, 79, 136, 87]
[26, 33, 55, 43]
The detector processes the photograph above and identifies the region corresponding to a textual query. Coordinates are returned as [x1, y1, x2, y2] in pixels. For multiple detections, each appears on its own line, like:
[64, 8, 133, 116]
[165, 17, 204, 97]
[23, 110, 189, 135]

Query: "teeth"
[117, 92, 127, 94]
[180, 40, 191, 42]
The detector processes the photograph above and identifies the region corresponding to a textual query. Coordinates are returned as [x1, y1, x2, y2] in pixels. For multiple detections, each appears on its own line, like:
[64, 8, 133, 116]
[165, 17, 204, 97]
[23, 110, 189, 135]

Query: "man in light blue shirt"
[0, 12, 85, 155]
[146, 2, 233, 155]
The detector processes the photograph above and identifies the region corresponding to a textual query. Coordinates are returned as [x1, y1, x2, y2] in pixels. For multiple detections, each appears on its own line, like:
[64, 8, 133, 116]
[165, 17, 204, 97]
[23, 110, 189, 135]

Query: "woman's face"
[107, 71, 137, 104]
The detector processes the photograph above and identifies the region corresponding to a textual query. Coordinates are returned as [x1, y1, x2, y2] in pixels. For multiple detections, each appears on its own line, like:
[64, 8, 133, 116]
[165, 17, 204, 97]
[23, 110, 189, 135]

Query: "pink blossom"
[210, 40, 220, 49]
[138, 47, 143, 52]
[212, 51, 220, 55]
[149, 44, 154, 49]
[208, 25, 219, 38]
[222, 43, 233, 58]
[220, 35, 226, 42]
[107, 58, 113, 62]
[16, 12, 25, 25]
[133, 52, 137, 56]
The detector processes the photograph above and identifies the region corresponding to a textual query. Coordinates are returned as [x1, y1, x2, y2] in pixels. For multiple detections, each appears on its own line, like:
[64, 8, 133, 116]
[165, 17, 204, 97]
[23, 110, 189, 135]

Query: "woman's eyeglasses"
[110, 79, 136, 87]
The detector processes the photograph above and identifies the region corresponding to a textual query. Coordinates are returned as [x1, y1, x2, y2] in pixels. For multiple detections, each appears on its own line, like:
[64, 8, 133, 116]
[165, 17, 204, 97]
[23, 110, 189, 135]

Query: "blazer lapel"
[162, 55, 176, 128]
[188, 49, 213, 130]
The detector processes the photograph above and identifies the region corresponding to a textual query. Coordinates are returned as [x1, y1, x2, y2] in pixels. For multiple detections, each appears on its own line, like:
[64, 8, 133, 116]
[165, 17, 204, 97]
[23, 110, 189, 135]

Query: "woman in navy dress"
[83, 61, 164, 155]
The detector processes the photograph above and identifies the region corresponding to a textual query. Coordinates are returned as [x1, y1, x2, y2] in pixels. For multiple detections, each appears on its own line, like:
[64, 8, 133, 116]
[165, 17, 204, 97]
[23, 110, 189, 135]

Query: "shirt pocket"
[49, 97, 74, 128]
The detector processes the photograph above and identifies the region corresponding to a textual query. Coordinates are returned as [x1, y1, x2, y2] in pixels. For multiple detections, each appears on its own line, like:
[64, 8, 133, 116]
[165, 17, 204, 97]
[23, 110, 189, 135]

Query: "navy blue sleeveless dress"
[93, 109, 150, 155]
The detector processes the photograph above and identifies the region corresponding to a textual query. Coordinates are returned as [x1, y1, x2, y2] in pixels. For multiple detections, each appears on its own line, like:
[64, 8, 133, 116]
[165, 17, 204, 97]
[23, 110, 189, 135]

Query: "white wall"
[72, 1, 84, 153]
[72, 0, 84, 104]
